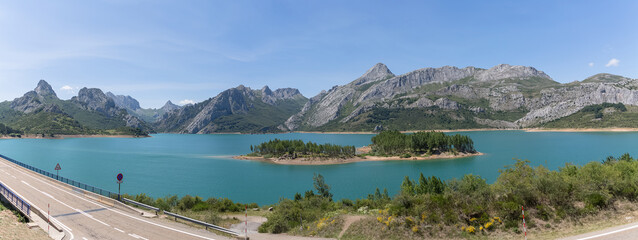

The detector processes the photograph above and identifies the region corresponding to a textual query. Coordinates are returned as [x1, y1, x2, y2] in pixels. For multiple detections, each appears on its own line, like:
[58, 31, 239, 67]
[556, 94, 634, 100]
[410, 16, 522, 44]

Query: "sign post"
[54, 163, 61, 180]
[116, 173, 123, 201]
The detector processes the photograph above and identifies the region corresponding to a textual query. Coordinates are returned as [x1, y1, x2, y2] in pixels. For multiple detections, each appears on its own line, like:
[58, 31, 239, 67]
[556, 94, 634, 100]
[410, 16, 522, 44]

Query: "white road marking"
[114, 227, 125, 233]
[82, 237, 88, 240]
[129, 233, 141, 239]
[0, 160, 217, 240]
[577, 223, 638, 240]
[22, 179, 111, 227]
[0, 178, 75, 240]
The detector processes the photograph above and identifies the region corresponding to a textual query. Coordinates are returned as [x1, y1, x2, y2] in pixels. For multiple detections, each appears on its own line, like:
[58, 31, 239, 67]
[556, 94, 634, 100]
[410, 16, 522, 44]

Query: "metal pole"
[118, 182, 121, 201]
[522, 206, 527, 240]
[246, 207, 248, 238]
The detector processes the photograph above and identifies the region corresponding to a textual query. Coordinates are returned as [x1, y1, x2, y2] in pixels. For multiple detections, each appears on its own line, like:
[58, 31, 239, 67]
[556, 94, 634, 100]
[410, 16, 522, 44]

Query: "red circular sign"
[117, 173, 123, 182]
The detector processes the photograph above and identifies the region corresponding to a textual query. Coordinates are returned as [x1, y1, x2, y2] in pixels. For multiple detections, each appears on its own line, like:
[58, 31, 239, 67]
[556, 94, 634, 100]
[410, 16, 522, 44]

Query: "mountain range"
[1, 63, 637, 135]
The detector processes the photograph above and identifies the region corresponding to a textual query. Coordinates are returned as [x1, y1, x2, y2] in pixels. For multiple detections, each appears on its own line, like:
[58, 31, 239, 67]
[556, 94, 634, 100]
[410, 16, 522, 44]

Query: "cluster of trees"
[250, 139, 356, 158]
[260, 153, 638, 237]
[370, 130, 475, 155]
[0, 123, 22, 136]
[582, 102, 627, 118]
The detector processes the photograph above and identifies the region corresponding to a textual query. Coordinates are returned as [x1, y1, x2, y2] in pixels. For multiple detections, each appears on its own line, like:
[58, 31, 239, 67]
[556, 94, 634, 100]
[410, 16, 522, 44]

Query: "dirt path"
[338, 215, 366, 239]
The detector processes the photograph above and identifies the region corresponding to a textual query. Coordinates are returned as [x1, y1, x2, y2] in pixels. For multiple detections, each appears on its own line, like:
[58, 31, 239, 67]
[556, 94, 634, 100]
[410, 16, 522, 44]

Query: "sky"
[0, 0, 636, 108]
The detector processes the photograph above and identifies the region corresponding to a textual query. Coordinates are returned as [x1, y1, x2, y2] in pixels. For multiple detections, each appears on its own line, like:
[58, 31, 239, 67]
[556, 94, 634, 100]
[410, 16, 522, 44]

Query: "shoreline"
[524, 127, 638, 132]
[0, 134, 149, 140]
[296, 127, 638, 134]
[232, 152, 484, 165]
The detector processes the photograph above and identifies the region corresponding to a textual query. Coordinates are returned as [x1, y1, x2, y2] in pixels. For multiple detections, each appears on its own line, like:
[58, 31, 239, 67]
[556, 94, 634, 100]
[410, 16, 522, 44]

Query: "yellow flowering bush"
[316, 217, 331, 230]
[466, 226, 475, 233]
[404, 216, 415, 227]
[411, 225, 419, 233]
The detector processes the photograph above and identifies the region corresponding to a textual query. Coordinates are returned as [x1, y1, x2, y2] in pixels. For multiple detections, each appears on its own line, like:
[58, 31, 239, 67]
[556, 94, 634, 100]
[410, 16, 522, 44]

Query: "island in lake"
[233, 130, 482, 165]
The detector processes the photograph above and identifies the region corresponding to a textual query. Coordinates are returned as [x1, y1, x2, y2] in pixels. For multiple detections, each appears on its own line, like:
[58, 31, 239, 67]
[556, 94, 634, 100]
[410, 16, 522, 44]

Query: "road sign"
[116, 173, 124, 202]
[55, 163, 61, 180]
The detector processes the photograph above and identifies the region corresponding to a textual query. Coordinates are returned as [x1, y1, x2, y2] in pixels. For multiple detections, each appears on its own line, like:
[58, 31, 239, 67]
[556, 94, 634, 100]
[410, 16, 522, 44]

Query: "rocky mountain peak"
[583, 73, 630, 83]
[35, 80, 57, 98]
[160, 100, 180, 112]
[261, 86, 273, 95]
[10, 80, 59, 113]
[475, 64, 551, 81]
[73, 88, 117, 114]
[106, 92, 141, 111]
[351, 63, 395, 86]
[262, 86, 304, 105]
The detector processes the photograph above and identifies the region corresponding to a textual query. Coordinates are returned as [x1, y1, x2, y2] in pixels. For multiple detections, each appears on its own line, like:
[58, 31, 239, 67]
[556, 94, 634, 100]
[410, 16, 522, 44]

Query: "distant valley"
[1, 63, 637, 136]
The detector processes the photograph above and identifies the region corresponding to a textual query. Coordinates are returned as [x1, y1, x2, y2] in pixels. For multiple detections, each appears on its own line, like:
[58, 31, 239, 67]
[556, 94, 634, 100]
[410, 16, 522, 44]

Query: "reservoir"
[1, 131, 637, 205]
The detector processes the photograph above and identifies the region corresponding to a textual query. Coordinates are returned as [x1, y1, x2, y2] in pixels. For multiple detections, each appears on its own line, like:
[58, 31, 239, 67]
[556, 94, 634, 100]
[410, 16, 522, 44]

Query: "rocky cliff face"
[285, 63, 637, 131]
[106, 92, 141, 111]
[73, 88, 118, 115]
[284, 63, 395, 129]
[260, 86, 304, 105]
[11, 80, 59, 113]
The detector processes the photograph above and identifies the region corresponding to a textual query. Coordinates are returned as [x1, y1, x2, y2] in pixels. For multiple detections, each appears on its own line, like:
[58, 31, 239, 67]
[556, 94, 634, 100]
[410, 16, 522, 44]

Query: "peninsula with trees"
[233, 130, 481, 165]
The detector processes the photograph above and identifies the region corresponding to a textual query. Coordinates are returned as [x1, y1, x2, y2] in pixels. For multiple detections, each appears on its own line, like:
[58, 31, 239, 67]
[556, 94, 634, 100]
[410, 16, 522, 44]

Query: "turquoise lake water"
[1, 131, 638, 205]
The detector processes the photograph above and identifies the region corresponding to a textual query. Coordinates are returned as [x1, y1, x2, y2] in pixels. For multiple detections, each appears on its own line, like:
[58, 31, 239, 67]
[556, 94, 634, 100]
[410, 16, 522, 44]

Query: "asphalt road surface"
[0, 157, 232, 240]
[560, 221, 638, 240]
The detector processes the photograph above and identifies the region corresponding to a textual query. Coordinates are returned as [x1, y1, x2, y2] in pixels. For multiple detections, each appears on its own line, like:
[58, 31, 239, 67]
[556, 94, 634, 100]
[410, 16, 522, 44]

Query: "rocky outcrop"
[284, 90, 327, 130]
[474, 64, 551, 82]
[351, 63, 394, 86]
[72, 88, 118, 115]
[434, 98, 460, 110]
[106, 92, 141, 111]
[160, 100, 180, 112]
[11, 80, 59, 113]
[284, 63, 395, 129]
[260, 86, 304, 105]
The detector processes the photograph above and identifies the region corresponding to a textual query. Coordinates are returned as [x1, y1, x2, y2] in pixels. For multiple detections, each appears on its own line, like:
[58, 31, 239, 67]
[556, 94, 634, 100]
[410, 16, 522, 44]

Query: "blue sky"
[1, 0, 636, 108]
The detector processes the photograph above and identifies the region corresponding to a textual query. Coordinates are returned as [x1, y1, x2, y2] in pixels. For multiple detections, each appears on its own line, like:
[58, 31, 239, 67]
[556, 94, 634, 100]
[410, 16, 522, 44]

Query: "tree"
[401, 176, 415, 195]
[313, 173, 332, 201]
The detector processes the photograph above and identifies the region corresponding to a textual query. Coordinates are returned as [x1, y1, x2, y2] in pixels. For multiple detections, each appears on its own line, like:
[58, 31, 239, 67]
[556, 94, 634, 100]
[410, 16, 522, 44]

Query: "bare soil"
[0, 210, 49, 240]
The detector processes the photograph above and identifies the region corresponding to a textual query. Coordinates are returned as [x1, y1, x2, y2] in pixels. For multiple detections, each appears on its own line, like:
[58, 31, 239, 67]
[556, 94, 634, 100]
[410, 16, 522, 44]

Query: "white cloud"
[588, 62, 594, 67]
[179, 99, 195, 105]
[60, 85, 73, 91]
[605, 58, 620, 67]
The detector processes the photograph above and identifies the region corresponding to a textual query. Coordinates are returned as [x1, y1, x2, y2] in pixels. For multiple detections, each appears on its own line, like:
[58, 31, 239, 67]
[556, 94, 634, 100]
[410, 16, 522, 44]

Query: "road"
[0, 157, 231, 240]
[561, 221, 638, 240]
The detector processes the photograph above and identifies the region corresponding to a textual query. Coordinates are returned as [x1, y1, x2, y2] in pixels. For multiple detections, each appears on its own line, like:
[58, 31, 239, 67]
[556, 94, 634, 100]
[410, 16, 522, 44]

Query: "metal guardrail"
[164, 211, 239, 236]
[0, 154, 118, 200]
[122, 197, 160, 213]
[0, 180, 31, 216]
